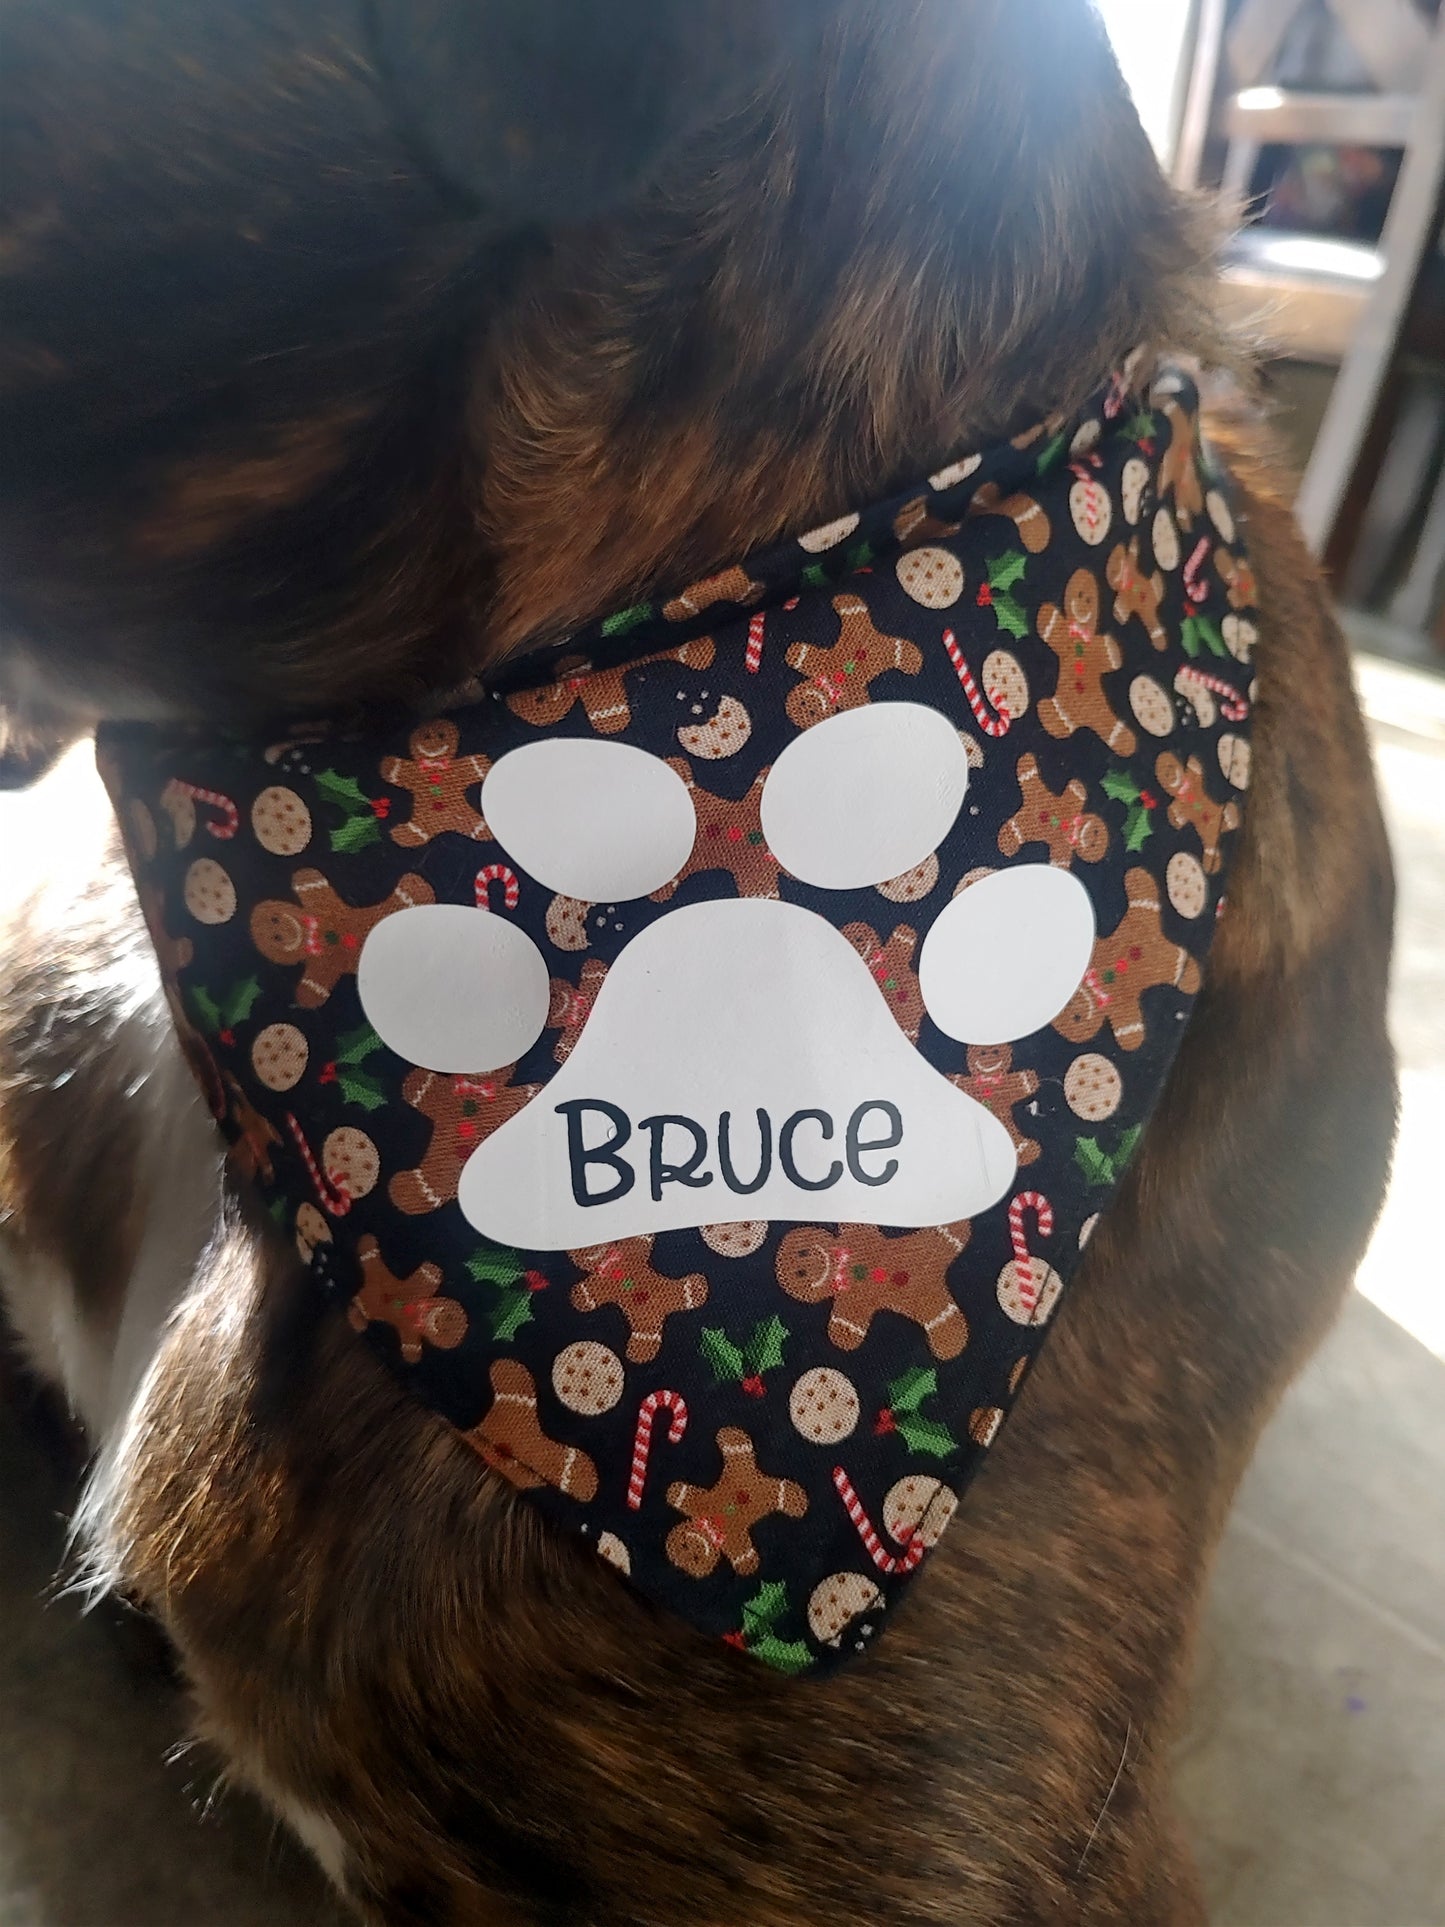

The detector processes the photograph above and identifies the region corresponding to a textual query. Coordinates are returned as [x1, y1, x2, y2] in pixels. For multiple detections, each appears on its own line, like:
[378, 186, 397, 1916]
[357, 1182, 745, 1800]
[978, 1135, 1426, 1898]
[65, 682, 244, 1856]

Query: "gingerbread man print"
[966, 481, 1053, 554]
[785, 593, 922, 728]
[1036, 569, 1136, 756]
[775, 1225, 970, 1361]
[465, 1359, 598, 1501]
[380, 720, 490, 847]
[998, 752, 1108, 867]
[651, 764, 779, 901]
[547, 961, 608, 1064]
[1154, 752, 1240, 874]
[1054, 866, 1202, 1050]
[950, 1045, 1041, 1166]
[250, 869, 434, 1008]
[569, 1237, 709, 1364]
[842, 923, 924, 1041]
[1107, 539, 1168, 650]
[390, 1065, 540, 1215]
[1215, 547, 1258, 612]
[662, 565, 764, 620]
[507, 640, 716, 737]
[348, 1234, 466, 1363]
[665, 1428, 808, 1578]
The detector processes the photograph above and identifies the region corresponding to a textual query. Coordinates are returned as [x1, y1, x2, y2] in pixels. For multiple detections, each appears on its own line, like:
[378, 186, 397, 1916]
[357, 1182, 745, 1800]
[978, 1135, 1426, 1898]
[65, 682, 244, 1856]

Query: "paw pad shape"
[358, 704, 1095, 1249]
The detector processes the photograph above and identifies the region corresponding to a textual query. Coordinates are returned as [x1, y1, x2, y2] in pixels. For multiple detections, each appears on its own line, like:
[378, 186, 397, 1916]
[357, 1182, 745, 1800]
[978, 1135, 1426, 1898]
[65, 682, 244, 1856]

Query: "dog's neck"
[468, 3, 1224, 669]
[0, 0, 1224, 729]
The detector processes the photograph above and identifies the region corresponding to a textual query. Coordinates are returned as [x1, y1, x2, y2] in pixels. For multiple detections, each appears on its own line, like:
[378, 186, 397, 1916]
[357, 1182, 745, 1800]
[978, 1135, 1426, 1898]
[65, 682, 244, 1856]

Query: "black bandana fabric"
[100, 366, 1256, 1676]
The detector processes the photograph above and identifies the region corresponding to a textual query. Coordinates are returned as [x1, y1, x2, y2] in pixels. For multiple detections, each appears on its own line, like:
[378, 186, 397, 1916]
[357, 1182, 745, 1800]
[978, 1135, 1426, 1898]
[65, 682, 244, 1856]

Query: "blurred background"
[1098, 3, 1445, 1922]
[0, 5, 1441, 1923]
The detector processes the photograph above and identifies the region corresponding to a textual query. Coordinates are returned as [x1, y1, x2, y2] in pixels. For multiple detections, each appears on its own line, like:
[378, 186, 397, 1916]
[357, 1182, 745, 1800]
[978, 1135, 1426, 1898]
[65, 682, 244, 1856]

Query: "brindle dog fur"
[0, 2, 1395, 1922]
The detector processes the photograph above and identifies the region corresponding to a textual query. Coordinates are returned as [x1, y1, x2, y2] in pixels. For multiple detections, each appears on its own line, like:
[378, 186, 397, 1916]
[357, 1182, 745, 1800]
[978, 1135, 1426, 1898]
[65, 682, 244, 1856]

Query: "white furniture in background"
[1175, 0, 1445, 558]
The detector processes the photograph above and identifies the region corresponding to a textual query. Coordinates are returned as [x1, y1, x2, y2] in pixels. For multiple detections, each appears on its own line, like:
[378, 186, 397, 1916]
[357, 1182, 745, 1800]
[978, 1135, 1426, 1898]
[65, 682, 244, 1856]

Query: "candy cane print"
[475, 864, 520, 912]
[942, 630, 1010, 737]
[627, 1390, 689, 1510]
[1007, 1191, 1054, 1316]
[167, 779, 239, 839]
[1182, 536, 1211, 607]
[745, 611, 765, 674]
[285, 1113, 352, 1216]
[832, 1467, 927, 1576]
[1177, 666, 1250, 723]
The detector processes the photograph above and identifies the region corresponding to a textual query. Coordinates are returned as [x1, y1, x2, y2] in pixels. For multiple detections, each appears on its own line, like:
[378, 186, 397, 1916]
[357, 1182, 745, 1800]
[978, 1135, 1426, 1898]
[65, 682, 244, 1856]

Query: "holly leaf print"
[741, 1580, 788, 1639]
[744, 1316, 789, 1379]
[219, 978, 261, 1029]
[1181, 615, 1228, 660]
[1035, 430, 1069, 476]
[750, 1635, 813, 1676]
[700, 1328, 747, 1385]
[843, 539, 875, 572]
[987, 549, 1029, 595]
[331, 812, 382, 855]
[980, 549, 1030, 640]
[466, 1244, 526, 1288]
[489, 1289, 534, 1342]
[1123, 408, 1158, 445]
[801, 562, 829, 593]
[1124, 807, 1154, 854]
[335, 1024, 382, 1067]
[894, 1412, 956, 1460]
[1074, 1136, 1115, 1188]
[188, 987, 224, 1034]
[1101, 767, 1155, 852]
[601, 603, 651, 638]
[888, 1366, 937, 1416]
[1115, 1124, 1143, 1168]
[315, 768, 372, 813]
[336, 1067, 387, 1113]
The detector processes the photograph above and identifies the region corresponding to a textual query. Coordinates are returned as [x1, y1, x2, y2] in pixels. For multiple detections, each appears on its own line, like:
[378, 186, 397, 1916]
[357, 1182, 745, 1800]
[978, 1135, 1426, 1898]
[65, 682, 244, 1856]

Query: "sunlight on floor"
[1353, 658, 1445, 1363]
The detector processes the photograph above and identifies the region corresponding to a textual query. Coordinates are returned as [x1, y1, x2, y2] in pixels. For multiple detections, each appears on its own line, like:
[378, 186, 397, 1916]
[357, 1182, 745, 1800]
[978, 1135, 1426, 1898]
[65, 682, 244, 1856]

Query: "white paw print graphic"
[358, 704, 1095, 1250]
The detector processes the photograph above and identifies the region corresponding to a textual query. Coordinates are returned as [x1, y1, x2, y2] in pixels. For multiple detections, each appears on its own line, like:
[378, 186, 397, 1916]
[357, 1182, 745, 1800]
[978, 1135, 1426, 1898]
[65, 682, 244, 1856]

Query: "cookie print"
[128, 799, 158, 861]
[1218, 733, 1251, 790]
[552, 1341, 626, 1417]
[882, 1476, 957, 1551]
[1166, 851, 1208, 921]
[184, 857, 236, 925]
[102, 364, 1252, 1677]
[996, 1257, 1065, 1325]
[700, 1221, 768, 1258]
[808, 1572, 883, 1645]
[251, 1021, 309, 1092]
[322, 1126, 380, 1204]
[896, 546, 964, 609]
[876, 854, 939, 903]
[677, 694, 752, 760]
[596, 1531, 631, 1575]
[1130, 674, 1176, 739]
[790, 1367, 861, 1445]
[1064, 1053, 1122, 1121]
[251, 785, 313, 856]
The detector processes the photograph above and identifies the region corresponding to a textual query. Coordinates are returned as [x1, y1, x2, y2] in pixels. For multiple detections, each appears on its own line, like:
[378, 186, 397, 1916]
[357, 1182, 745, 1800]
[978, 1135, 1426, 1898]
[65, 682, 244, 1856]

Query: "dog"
[0, 2, 1396, 1921]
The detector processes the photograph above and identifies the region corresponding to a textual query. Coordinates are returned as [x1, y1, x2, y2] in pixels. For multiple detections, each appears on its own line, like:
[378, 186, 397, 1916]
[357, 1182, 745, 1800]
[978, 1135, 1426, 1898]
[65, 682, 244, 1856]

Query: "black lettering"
[779, 1109, 842, 1191]
[639, 1114, 714, 1202]
[846, 1101, 902, 1186]
[718, 1109, 772, 1195]
[557, 1099, 635, 1207]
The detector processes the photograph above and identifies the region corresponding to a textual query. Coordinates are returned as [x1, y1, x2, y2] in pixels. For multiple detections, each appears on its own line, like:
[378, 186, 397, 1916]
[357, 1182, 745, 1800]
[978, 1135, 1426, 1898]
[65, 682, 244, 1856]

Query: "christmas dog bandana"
[100, 365, 1257, 1676]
